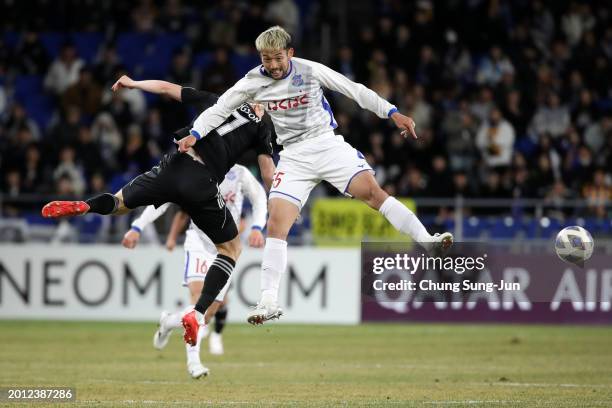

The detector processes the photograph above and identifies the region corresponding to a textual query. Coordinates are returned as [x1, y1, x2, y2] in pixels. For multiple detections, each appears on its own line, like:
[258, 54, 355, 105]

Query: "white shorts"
[269, 132, 374, 208]
[183, 249, 230, 302]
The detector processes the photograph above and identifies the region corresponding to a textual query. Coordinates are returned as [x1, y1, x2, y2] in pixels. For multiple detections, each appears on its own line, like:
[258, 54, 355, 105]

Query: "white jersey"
[191, 57, 397, 146]
[131, 164, 267, 254]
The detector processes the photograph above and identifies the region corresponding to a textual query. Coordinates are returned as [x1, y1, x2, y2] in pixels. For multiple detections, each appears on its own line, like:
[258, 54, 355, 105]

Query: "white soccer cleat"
[152, 311, 173, 350]
[430, 232, 454, 254]
[247, 300, 283, 325]
[187, 362, 209, 379]
[209, 332, 224, 355]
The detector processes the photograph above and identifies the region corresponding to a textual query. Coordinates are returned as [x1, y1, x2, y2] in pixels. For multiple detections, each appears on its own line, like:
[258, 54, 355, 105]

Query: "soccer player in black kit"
[42, 76, 275, 347]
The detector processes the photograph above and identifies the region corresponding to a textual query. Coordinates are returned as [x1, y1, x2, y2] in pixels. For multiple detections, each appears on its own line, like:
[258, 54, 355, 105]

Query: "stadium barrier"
[0, 245, 360, 324]
[1, 243, 611, 324]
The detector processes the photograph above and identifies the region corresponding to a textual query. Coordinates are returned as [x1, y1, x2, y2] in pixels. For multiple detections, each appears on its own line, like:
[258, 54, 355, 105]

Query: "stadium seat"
[71, 214, 106, 243]
[490, 217, 520, 239]
[116, 32, 153, 71]
[230, 52, 261, 77]
[24, 213, 58, 226]
[462, 217, 490, 239]
[24, 95, 55, 130]
[13, 75, 55, 129]
[14, 75, 43, 99]
[70, 32, 104, 64]
[193, 52, 213, 69]
[39, 32, 66, 58]
[3, 31, 21, 49]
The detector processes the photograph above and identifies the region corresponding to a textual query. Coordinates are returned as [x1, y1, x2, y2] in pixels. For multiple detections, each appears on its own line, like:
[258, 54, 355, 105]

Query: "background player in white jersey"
[121, 164, 267, 378]
[177, 26, 453, 324]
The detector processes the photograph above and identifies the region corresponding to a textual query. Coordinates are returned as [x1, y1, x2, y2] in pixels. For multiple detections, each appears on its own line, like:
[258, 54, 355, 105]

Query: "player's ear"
[287, 48, 294, 58]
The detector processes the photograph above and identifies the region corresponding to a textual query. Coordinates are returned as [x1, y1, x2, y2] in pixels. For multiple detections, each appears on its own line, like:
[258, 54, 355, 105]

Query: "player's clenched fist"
[177, 135, 197, 152]
[112, 75, 136, 92]
[122, 229, 141, 249]
[248, 229, 265, 248]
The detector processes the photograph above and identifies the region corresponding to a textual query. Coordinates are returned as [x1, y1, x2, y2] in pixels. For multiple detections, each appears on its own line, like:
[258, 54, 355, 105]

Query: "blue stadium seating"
[14, 75, 55, 129]
[39, 32, 66, 58]
[230, 53, 261, 77]
[3, 31, 21, 49]
[70, 32, 104, 64]
[193, 52, 213, 69]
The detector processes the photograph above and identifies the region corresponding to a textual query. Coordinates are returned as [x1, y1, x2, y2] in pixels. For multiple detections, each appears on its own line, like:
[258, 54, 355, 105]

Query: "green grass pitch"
[0, 321, 611, 407]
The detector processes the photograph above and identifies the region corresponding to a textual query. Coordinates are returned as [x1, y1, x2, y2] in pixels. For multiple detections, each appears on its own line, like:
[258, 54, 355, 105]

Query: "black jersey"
[173, 87, 273, 182]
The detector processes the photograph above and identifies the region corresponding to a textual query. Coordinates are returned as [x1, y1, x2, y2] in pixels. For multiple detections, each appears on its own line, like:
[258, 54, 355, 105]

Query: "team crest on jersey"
[291, 74, 304, 87]
[226, 170, 236, 180]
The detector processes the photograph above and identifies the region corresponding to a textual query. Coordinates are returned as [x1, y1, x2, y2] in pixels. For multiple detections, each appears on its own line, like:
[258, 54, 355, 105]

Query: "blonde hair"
[255, 26, 292, 52]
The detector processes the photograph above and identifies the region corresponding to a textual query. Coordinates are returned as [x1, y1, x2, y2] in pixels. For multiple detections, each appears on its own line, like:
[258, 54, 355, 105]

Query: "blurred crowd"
[0, 0, 611, 220]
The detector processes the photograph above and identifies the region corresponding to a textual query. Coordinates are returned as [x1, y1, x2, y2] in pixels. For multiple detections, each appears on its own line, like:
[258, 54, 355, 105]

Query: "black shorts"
[121, 152, 238, 244]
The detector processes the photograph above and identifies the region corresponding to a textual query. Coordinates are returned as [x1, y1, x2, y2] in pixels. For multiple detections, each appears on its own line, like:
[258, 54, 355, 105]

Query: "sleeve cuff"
[190, 129, 202, 140]
[387, 107, 398, 118]
[251, 226, 263, 231]
[130, 225, 142, 233]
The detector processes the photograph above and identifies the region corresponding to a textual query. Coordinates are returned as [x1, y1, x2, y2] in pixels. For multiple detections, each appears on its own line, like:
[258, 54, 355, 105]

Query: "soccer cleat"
[181, 310, 200, 346]
[187, 362, 209, 379]
[42, 201, 90, 218]
[430, 232, 454, 255]
[208, 332, 224, 355]
[152, 311, 172, 350]
[247, 301, 283, 325]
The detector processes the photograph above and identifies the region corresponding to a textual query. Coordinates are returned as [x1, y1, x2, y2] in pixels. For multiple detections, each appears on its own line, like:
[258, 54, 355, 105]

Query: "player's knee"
[360, 185, 387, 210]
[266, 216, 289, 239]
[217, 237, 242, 261]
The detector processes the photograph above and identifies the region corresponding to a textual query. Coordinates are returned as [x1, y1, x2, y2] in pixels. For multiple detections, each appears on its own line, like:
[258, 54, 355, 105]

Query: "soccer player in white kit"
[122, 164, 267, 378]
[177, 26, 453, 324]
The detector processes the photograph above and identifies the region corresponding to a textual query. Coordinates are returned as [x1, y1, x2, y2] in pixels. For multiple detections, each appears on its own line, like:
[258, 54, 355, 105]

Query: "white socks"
[260, 237, 287, 303]
[379, 197, 432, 243]
[186, 326, 205, 365]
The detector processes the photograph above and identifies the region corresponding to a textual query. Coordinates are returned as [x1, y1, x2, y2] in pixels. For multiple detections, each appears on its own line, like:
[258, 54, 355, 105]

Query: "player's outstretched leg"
[347, 171, 453, 253]
[247, 197, 298, 325]
[42, 191, 129, 218]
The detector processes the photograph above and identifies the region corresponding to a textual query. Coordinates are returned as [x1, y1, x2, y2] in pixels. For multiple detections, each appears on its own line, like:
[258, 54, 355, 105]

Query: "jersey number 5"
[272, 171, 285, 188]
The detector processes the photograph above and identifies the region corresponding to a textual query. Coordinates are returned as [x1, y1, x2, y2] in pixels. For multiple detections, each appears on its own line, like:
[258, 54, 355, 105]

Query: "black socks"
[195, 254, 235, 315]
[214, 306, 228, 334]
[86, 193, 120, 215]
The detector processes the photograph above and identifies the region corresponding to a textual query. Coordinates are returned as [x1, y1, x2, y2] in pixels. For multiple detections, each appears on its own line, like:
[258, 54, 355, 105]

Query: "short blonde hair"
[255, 26, 292, 52]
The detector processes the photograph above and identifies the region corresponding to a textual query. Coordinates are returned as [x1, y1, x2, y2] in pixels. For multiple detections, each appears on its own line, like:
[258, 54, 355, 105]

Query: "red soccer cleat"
[181, 310, 200, 347]
[41, 201, 90, 218]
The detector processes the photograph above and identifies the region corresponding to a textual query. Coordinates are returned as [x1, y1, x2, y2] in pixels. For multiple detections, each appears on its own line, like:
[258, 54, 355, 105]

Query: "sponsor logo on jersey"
[238, 103, 261, 123]
[291, 74, 304, 87]
[267, 94, 309, 111]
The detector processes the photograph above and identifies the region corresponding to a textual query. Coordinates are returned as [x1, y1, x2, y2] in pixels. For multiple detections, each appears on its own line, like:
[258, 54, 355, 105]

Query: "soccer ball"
[555, 226, 594, 266]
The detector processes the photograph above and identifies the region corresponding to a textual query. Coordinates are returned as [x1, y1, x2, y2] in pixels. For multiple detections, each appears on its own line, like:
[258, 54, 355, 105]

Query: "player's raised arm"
[310, 61, 417, 139]
[165, 210, 189, 251]
[122, 203, 172, 249]
[112, 75, 183, 101]
[257, 155, 275, 192]
[188, 78, 252, 141]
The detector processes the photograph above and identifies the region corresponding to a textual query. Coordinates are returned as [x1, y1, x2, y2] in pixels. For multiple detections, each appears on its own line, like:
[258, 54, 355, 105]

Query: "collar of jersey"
[259, 60, 293, 80]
